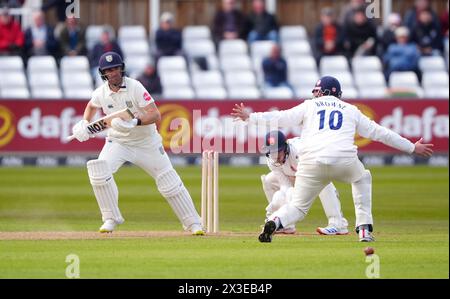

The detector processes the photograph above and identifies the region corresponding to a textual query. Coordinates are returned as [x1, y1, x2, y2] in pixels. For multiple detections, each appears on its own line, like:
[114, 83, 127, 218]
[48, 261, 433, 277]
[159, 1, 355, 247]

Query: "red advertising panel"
[0, 99, 448, 154]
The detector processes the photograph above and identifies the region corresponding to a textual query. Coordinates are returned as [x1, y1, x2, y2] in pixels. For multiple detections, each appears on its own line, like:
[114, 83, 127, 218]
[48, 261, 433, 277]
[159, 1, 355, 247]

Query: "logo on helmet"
[106, 55, 113, 62]
[332, 87, 336, 92]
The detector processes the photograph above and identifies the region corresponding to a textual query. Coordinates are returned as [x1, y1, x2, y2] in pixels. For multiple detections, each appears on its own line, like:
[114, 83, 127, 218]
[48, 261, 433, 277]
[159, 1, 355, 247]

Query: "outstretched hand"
[231, 103, 250, 121]
[413, 138, 434, 157]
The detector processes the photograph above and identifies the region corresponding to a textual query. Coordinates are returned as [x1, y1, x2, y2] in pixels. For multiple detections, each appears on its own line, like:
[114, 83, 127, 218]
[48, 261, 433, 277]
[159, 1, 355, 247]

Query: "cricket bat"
[67, 108, 134, 141]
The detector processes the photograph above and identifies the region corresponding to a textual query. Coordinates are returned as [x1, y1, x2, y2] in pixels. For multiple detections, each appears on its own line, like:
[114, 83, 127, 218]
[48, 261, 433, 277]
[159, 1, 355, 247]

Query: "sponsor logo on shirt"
[143, 92, 152, 102]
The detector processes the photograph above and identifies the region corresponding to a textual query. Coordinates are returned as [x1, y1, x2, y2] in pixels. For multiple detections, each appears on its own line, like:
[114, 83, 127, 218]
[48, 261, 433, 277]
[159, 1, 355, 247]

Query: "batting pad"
[352, 170, 373, 227]
[260, 173, 278, 204]
[87, 159, 124, 224]
[156, 168, 201, 230]
[318, 183, 346, 228]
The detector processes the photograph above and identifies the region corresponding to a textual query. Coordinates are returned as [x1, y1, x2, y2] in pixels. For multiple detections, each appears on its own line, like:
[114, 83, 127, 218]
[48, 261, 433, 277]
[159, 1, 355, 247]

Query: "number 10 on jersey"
[317, 110, 343, 130]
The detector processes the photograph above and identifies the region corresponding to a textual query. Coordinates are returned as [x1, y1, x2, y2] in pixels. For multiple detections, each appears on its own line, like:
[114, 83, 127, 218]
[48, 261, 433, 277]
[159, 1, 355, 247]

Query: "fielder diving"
[71, 51, 204, 235]
[232, 76, 434, 242]
[261, 130, 348, 235]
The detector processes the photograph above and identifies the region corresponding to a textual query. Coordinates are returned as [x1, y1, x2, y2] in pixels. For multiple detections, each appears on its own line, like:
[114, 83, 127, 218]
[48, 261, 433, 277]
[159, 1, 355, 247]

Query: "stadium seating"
[228, 86, 261, 99]
[280, 25, 308, 42]
[182, 26, 211, 41]
[2, 20, 450, 101]
[191, 71, 224, 89]
[320, 55, 349, 73]
[0, 56, 24, 72]
[162, 87, 195, 99]
[352, 56, 383, 73]
[220, 55, 253, 72]
[86, 25, 116, 51]
[219, 40, 248, 58]
[263, 86, 294, 99]
[195, 86, 228, 99]
[418, 56, 447, 73]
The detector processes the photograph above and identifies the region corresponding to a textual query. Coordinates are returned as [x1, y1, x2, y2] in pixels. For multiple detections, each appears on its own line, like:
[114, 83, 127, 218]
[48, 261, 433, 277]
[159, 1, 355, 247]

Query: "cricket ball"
[364, 247, 375, 256]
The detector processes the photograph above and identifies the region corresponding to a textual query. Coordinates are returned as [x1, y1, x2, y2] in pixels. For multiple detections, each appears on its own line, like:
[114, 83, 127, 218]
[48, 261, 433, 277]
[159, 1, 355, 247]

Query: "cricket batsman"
[70, 51, 204, 235]
[261, 130, 348, 235]
[232, 76, 434, 242]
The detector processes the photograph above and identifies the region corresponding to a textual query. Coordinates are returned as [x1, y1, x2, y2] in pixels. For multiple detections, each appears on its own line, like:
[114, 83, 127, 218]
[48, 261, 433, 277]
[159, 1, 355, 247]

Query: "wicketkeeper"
[261, 130, 348, 235]
[71, 51, 204, 235]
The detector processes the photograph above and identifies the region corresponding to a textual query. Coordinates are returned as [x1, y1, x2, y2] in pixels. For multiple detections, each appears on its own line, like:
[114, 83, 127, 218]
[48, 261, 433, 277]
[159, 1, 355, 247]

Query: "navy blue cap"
[99, 51, 124, 71]
[312, 76, 342, 98]
[262, 131, 288, 154]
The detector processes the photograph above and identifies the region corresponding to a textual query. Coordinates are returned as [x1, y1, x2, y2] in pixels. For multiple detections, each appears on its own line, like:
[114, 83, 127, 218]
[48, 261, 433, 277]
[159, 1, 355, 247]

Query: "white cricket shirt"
[267, 138, 303, 188]
[89, 77, 160, 145]
[250, 96, 415, 164]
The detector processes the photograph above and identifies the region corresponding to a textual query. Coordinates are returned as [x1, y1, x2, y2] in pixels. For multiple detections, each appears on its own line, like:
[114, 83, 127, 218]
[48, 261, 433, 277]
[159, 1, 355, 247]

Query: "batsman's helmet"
[98, 51, 125, 81]
[312, 75, 342, 98]
[262, 130, 290, 166]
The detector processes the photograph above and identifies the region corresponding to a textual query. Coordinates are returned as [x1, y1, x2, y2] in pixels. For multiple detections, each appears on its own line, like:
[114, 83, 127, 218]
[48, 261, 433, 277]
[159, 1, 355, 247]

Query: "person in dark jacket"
[262, 44, 292, 90]
[24, 11, 59, 59]
[137, 63, 162, 97]
[89, 29, 123, 78]
[212, 0, 249, 45]
[314, 7, 345, 63]
[247, 0, 278, 44]
[59, 15, 86, 56]
[411, 9, 443, 56]
[403, 0, 440, 33]
[343, 6, 377, 57]
[154, 12, 183, 61]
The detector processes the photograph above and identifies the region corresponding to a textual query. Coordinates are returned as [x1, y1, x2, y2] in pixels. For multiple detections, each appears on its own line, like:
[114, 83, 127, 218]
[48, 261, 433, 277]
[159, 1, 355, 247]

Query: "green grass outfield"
[0, 166, 448, 278]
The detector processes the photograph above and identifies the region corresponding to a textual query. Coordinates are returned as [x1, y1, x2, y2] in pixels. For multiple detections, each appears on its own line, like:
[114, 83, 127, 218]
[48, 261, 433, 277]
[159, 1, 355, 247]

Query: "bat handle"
[67, 135, 76, 142]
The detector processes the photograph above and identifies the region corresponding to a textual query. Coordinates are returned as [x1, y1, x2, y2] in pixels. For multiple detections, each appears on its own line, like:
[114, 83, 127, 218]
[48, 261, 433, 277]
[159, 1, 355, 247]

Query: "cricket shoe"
[316, 225, 349, 235]
[275, 226, 296, 234]
[99, 219, 117, 233]
[258, 220, 277, 243]
[190, 224, 205, 236]
[357, 225, 375, 242]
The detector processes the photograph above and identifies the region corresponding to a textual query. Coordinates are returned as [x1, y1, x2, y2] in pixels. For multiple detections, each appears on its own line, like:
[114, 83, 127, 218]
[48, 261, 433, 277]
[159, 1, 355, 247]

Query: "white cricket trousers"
[97, 138, 202, 230]
[271, 157, 373, 230]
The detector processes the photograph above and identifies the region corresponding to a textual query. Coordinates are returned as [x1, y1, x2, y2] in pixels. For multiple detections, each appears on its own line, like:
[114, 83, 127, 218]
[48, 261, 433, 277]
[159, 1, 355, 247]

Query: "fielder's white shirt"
[267, 138, 303, 188]
[89, 77, 160, 146]
[250, 96, 415, 164]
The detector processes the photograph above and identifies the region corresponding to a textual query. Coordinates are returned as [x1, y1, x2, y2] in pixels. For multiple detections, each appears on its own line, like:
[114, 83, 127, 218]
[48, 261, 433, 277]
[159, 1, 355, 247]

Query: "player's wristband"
[132, 118, 142, 126]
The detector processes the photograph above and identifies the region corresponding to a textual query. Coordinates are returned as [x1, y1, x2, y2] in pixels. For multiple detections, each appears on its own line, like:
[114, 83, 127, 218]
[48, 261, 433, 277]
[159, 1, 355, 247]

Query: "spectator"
[262, 44, 292, 90]
[411, 9, 444, 56]
[339, 0, 371, 26]
[89, 29, 123, 78]
[343, 6, 377, 57]
[378, 13, 402, 55]
[154, 12, 183, 61]
[403, 0, 440, 33]
[59, 15, 87, 56]
[247, 0, 278, 44]
[314, 7, 345, 63]
[41, 0, 71, 37]
[0, 0, 24, 8]
[383, 27, 420, 80]
[137, 63, 162, 97]
[0, 7, 24, 56]
[24, 11, 59, 59]
[440, 1, 449, 38]
[212, 0, 249, 45]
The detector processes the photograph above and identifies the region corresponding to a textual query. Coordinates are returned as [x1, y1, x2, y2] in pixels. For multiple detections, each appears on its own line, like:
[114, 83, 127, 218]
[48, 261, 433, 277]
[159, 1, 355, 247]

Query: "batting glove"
[72, 119, 90, 142]
[111, 118, 137, 133]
